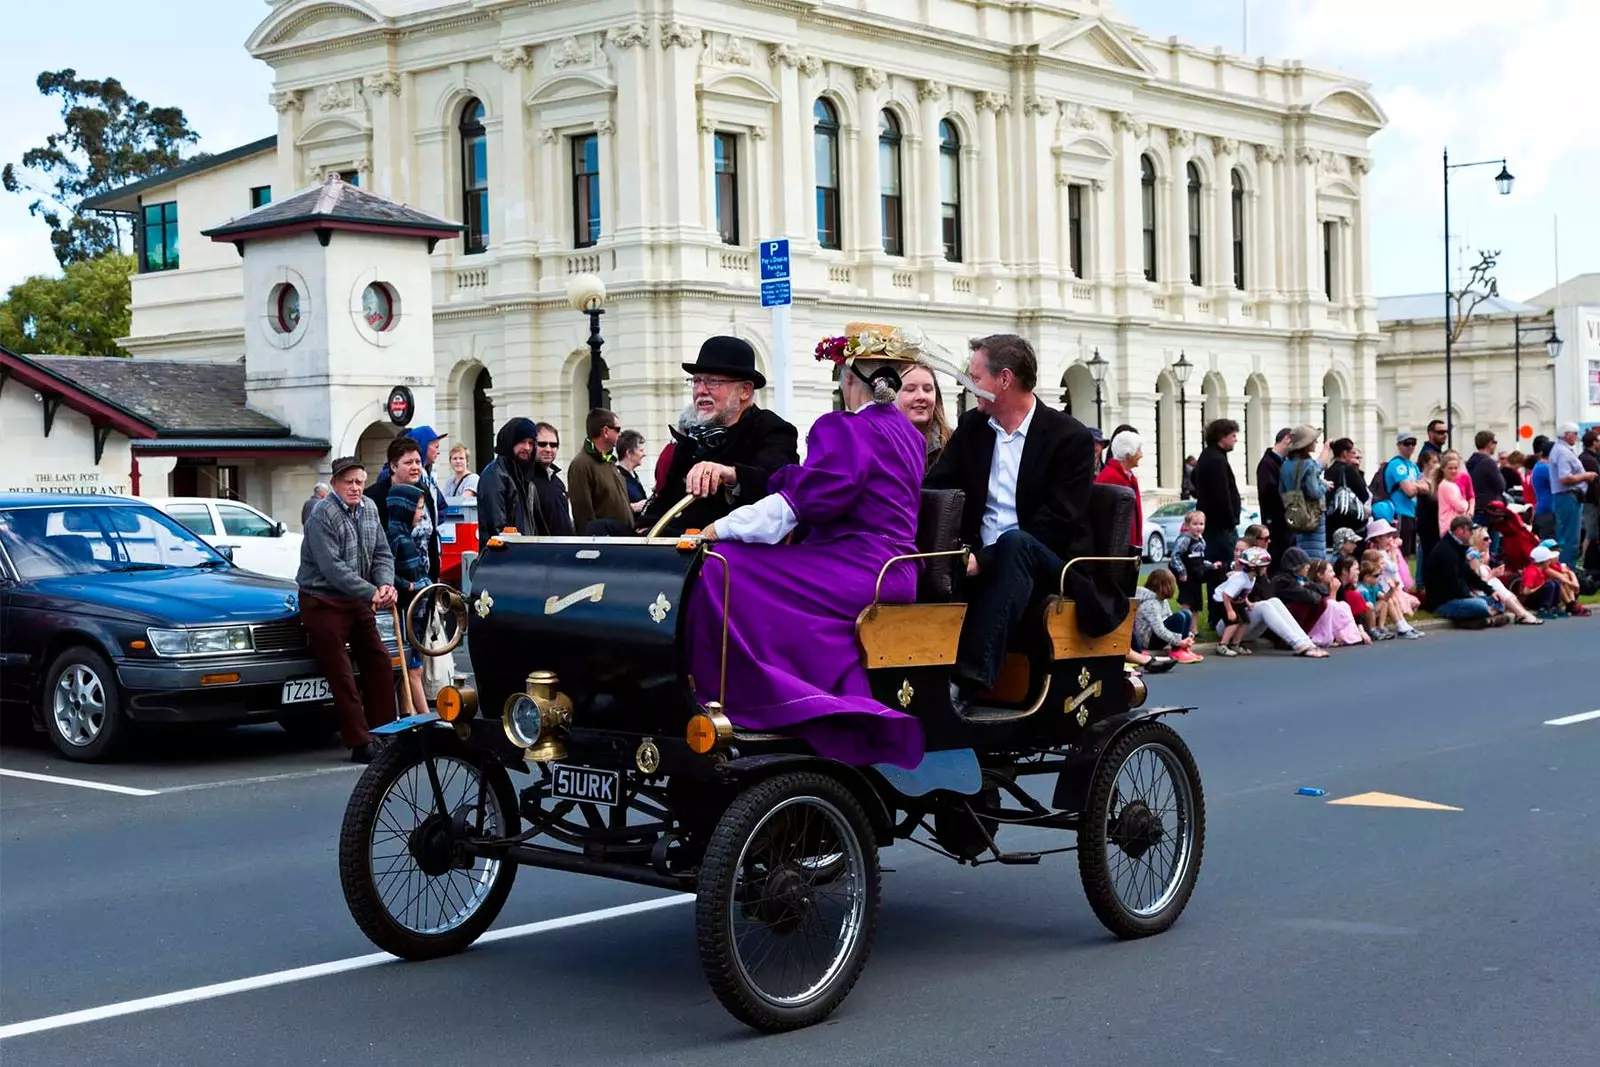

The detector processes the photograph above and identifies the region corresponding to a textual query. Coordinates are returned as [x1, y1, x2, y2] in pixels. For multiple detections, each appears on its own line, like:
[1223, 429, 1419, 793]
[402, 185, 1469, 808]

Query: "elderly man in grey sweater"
[297, 456, 399, 763]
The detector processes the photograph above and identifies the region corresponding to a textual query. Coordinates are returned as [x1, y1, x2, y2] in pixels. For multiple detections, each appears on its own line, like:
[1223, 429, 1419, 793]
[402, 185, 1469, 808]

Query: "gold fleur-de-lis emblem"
[474, 590, 494, 618]
[648, 593, 672, 624]
[1077, 667, 1091, 690]
[897, 679, 914, 708]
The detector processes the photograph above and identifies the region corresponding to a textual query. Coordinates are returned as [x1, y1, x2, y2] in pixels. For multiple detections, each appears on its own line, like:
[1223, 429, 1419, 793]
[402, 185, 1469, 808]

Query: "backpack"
[1368, 463, 1392, 504]
[1330, 465, 1367, 525]
[1283, 460, 1324, 533]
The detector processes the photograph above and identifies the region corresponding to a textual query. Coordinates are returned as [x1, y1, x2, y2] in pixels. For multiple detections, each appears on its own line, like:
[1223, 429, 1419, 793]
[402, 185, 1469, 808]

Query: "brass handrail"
[1055, 553, 1143, 605]
[646, 493, 698, 539]
[867, 548, 971, 614]
[401, 582, 468, 656]
[702, 549, 733, 707]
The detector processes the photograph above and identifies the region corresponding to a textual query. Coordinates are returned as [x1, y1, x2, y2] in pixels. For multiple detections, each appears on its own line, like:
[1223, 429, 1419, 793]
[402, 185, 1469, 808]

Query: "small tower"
[204, 176, 462, 487]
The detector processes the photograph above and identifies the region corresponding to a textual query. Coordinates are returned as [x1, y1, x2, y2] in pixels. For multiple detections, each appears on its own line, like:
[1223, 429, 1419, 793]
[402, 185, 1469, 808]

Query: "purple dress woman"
[685, 402, 927, 768]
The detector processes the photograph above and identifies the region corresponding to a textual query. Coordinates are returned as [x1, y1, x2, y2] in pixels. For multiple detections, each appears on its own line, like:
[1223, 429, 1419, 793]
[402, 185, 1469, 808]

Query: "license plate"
[551, 764, 619, 807]
[281, 677, 332, 705]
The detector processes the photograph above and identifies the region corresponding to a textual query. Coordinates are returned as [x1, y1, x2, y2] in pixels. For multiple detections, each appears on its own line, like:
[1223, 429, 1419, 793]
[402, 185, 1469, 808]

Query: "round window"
[362, 283, 396, 331]
[271, 284, 301, 334]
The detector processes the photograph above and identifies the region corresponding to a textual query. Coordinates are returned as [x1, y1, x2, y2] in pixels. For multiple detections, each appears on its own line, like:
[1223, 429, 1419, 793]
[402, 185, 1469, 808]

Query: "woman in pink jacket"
[1433, 451, 1471, 537]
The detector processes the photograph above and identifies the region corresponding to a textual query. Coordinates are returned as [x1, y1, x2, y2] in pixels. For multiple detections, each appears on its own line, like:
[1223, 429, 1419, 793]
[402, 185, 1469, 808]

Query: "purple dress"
[686, 402, 927, 768]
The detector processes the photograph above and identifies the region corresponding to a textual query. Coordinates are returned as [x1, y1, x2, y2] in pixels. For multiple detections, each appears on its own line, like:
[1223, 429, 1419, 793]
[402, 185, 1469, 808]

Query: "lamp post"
[1087, 347, 1109, 430]
[1513, 314, 1563, 446]
[1442, 148, 1513, 450]
[1172, 349, 1193, 469]
[566, 272, 608, 411]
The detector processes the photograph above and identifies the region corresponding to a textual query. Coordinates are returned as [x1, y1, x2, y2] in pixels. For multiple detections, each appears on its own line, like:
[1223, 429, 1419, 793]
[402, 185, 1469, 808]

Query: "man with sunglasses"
[527, 421, 575, 536]
[639, 336, 798, 537]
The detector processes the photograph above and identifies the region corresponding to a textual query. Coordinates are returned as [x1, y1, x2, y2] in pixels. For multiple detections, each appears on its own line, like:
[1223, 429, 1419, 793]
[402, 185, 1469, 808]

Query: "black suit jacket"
[925, 400, 1095, 569]
[638, 405, 800, 536]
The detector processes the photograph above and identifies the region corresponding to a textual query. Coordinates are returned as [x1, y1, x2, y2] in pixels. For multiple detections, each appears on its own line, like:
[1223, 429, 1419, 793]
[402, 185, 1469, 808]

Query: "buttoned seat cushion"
[915, 488, 965, 602]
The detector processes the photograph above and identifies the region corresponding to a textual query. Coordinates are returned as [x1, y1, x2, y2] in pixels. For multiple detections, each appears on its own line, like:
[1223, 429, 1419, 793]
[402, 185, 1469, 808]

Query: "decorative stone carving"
[1319, 150, 1349, 175]
[660, 21, 698, 49]
[537, 128, 558, 145]
[594, 118, 615, 135]
[1166, 128, 1194, 149]
[1255, 143, 1284, 163]
[269, 90, 304, 114]
[606, 22, 649, 49]
[1294, 146, 1320, 166]
[1090, 177, 1106, 191]
[976, 90, 1011, 113]
[1055, 173, 1076, 186]
[362, 71, 401, 98]
[769, 43, 801, 68]
[1023, 95, 1053, 117]
[317, 81, 356, 112]
[714, 34, 753, 66]
[854, 67, 887, 90]
[1062, 103, 1098, 131]
[1110, 111, 1147, 137]
[917, 79, 947, 102]
[698, 116, 717, 134]
[492, 46, 532, 71]
[751, 125, 769, 140]
[552, 36, 595, 69]
[1351, 156, 1374, 175]
[1212, 136, 1237, 157]
[797, 54, 823, 77]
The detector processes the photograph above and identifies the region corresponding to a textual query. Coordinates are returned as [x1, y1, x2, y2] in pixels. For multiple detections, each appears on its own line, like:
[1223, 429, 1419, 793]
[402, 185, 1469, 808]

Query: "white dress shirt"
[979, 398, 1037, 547]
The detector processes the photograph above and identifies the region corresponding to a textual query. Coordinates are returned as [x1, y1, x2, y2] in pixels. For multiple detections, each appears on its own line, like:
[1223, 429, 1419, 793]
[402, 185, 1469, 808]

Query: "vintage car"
[338, 484, 1204, 1032]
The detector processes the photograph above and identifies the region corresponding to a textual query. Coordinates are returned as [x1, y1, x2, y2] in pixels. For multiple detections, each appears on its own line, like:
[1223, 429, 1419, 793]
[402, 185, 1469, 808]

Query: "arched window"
[1186, 161, 1203, 287]
[939, 119, 962, 262]
[459, 99, 489, 254]
[1140, 155, 1157, 282]
[1230, 169, 1246, 291]
[878, 110, 904, 256]
[813, 99, 841, 250]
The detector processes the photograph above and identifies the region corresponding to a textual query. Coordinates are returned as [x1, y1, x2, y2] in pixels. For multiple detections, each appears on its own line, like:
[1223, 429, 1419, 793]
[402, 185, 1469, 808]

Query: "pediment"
[1309, 87, 1387, 128]
[248, 0, 384, 52]
[1037, 18, 1156, 76]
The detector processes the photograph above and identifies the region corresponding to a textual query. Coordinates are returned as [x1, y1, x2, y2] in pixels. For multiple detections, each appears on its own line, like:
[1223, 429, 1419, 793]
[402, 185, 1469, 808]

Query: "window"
[1186, 162, 1203, 287]
[460, 99, 489, 254]
[878, 110, 903, 256]
[249, 186, 271, 209]
[1067, 184, 1085, 278]
[141, 201, 179, 272]
[713, 132, 740, 245]
[337, 170, 360, 186]
[939, 120, 962, 262]
[573, 133, 601, 248]
[1322, 220, 1337, 300]
[218, 504, 276, 538]
[165, 504, 215, 536]
[1230, 169, 1245, 291]
[1140, 156, 1157, 282]
[813, 99, 841, 250]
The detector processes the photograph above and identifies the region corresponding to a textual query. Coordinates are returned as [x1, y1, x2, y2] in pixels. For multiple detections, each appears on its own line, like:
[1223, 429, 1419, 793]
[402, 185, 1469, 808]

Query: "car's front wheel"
[1145, 531, 1166, 564]
[43, 647, 129, 762]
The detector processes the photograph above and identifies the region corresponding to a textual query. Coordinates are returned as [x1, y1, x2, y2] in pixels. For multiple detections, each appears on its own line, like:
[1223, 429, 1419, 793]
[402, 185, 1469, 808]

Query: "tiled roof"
[1375, 293, 1545, 323]
[202, 175, 463, 239]
[79, 136, 278, 213]
[26, 356, 291, 436]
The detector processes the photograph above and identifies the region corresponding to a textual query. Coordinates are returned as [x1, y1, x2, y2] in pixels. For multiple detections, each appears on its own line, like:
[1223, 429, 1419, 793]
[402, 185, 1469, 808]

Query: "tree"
[3, 70, 199, 267]
[1447, 248, 1501, 345]
[0, 254, 134, 356]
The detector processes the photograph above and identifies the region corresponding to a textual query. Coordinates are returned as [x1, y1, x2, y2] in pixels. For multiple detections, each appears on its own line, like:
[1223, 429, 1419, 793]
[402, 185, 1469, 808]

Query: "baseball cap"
[1090, 427, 1105, 444]
[1331, 527, 1363, 546]
[329, 456, 364, 479]
[1396, 430, 1418, 445]
[1530, 545, 1557, 564]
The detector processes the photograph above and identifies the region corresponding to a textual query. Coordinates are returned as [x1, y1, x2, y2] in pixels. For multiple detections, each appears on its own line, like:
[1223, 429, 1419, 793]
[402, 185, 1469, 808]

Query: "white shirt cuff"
[715, 493, 797, 545]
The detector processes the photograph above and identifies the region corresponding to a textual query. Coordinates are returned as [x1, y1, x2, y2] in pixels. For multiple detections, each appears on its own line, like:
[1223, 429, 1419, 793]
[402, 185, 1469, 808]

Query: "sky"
[1, 0, 1595, 303]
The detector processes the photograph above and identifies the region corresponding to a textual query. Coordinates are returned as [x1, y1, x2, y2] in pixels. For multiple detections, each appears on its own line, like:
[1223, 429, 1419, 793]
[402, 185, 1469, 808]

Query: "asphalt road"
[2, 619, 1597, 1066]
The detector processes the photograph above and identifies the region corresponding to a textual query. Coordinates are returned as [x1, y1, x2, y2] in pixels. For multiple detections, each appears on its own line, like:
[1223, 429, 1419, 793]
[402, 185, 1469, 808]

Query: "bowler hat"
[683, 335, 766, 389]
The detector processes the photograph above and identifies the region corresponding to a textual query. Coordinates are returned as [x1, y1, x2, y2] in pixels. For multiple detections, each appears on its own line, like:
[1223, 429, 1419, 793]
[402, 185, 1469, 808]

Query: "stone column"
[1254, 144, 1282, 297]
[751, 124, 774, 241]
[797, 55, 822, 248]
[596, 117, 618, 246]
[1166, 129, 1192, 288]
[974, 91, 1008, 270]
[1350, 155, 1374, 328]
[491, 47, 533, 287]
[605, 24, 650, 247]
[269, 91, 304, 197]
[1212, 137, 1237, 296]
[658, 20, 704, 238]
[1293, 146, 1322, 300]
[362, 73, 403, 201]
[697, 115, 716, 239]
[854, 67, 885, 256]
[1022, 94, 1058, 284]
[917, 80, 947, 268]
[770, 45, 807, 241]
[1110, 112, 1146, 288]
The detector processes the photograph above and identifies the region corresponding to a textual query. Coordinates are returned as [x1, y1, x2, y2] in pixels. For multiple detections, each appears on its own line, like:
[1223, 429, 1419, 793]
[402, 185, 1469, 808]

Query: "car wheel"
[1145, 531, 1166, 564]
[43, 647, 129, 762]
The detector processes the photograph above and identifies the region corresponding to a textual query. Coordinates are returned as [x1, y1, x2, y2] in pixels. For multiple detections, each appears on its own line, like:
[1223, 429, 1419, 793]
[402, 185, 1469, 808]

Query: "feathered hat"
[813, 322, 995, 401]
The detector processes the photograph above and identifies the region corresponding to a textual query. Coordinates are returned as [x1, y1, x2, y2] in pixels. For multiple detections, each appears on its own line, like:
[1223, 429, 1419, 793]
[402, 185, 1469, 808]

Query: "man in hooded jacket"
[477, 418, 547, 548]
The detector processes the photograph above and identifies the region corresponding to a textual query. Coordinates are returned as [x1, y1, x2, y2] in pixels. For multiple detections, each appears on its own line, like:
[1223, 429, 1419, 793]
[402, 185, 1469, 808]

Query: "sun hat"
[1364, 518, 1397, 539]
[1240, 546, 1271, 568]
[1288, 424, 1320, 452]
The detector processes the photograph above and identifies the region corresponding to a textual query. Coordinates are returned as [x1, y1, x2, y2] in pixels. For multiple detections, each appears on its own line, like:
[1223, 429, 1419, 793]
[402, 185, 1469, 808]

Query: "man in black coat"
[638, 336, 799, 537]
[1255, 427, 1292, 566]
[1422, 513, 1500, 625]
[476, 417, 547, 548]
[1192, 418, 1242, 631]
[528, 421, 575, 536]
[926, 333, 1107, 694]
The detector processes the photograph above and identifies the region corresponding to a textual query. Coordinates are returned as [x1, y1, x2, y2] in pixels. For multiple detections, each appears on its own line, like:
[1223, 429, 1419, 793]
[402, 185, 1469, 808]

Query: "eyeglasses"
[535, 441, 559, 450]
[688, 376, 739, 389]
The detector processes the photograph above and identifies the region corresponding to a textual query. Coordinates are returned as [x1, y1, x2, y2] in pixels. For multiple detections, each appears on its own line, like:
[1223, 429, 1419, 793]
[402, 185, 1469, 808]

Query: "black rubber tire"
[276, 708, 337, 743]
[1145, 531, 1166, 564]
[42, 646, 130, 762]
[695, 771, 881, 1033]
[1077, 720, 1205, 939]
[338, 735, 518, 960]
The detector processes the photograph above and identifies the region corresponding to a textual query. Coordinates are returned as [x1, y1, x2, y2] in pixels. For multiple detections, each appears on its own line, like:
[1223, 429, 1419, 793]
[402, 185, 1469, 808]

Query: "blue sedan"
[0, 494, 398, 761]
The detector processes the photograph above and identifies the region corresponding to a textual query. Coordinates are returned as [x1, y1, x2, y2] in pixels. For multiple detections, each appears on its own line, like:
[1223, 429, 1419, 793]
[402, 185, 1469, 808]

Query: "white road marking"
[0, 769, 160, 797]
[0, 895, 691, 1040]
[160, 765, 360, 793]
[1544, 709, 1600, 727]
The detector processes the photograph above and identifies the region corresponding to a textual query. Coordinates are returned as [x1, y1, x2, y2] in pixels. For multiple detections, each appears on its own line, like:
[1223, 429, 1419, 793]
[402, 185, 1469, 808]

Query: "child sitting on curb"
[1331, 526, 1363, 561]
[1333, 556, 1373, 632]
[1305, 558, 1369, 647]
[1213, 547, 1329, 658]
[1133, 569, 1204, 664]
[1358, 551, 1394, 639]
[1364, 519, 1425, 639]
[1523, 545, 1590, 617]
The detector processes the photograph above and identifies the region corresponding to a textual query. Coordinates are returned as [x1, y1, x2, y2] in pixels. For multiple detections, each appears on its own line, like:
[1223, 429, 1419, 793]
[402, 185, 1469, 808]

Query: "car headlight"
[503, 694, 543, 748]
[146, 627, 254, 656]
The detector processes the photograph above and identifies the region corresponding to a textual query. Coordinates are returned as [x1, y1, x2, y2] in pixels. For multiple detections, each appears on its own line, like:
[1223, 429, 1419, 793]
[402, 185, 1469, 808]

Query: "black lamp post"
[1172, 349, 1193, 468]
[1087, 347, 1109, 430]
[1513, 314, 1563, 445]
[567, 272, 608, 411]
[1442, 148, 1513, 450]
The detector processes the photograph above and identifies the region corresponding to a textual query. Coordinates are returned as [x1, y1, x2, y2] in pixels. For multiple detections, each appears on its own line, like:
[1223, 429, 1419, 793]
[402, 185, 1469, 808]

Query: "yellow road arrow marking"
[1327, 791, 1462, 811]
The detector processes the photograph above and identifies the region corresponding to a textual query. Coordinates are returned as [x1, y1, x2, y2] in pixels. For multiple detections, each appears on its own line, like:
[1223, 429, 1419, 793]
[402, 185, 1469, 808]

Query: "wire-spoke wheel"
[339, 735, 517, 960]
[1078, 721, 1205, 939]
[696, 771, 880, 1032]
[44, 647, 128, 762]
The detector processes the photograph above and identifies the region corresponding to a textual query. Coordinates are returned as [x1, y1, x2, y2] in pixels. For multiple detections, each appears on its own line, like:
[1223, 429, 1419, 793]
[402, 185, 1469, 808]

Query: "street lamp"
[1513, 314, 1563, 445]
[1442, 148, 1514, 449]
[1172, 349, 1193, 466]
[1087, 347, 1109, 430]
[566, 272, 608, 411]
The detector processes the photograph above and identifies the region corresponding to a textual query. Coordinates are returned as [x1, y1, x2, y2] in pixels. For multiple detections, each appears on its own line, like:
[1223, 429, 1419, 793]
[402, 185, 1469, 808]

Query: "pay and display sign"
[759, 239, 791, 307]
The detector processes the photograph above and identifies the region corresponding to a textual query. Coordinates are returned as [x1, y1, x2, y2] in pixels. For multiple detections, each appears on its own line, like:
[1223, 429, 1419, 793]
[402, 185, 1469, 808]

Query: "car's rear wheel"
[43, 647, 129, 762]
[696, 771, 879, 1032]
[1145, 531, 1166, 563]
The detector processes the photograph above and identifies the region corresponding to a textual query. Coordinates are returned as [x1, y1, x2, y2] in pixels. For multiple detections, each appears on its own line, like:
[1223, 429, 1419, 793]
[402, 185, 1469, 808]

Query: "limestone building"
[86, 0, 1387, 502]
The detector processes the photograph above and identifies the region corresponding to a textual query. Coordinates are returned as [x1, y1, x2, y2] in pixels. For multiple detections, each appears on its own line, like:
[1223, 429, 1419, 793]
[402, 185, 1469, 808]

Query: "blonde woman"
[895, 364, 951, 470]
[1432, 450, 1470, 538]
[444, 444, 479, 498]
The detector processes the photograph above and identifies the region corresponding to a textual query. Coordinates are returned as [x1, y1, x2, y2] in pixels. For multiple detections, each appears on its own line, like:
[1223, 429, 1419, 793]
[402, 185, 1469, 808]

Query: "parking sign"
[759, 239, 791, 308]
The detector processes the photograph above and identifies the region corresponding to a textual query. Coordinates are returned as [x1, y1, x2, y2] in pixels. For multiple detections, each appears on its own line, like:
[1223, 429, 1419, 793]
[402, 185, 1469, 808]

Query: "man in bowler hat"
[639, 336, 799, 537]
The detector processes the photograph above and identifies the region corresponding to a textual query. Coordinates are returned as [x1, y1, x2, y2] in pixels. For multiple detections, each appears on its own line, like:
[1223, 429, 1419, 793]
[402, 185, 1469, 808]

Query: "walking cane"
[390, 601, 415, 719]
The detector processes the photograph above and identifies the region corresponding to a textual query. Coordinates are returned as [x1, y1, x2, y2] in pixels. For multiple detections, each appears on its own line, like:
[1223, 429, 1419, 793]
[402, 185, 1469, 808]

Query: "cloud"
[1280, 0, 1553, 59]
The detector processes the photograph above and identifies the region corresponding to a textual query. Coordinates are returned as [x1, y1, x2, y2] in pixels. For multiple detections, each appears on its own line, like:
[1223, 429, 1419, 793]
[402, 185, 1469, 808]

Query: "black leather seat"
[914, 489, 965, 602]
[1087, 483, 1136, 561]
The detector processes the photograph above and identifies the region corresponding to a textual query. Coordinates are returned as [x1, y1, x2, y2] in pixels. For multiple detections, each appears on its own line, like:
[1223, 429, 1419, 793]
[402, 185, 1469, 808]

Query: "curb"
[1186, 616, 1452, 655]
